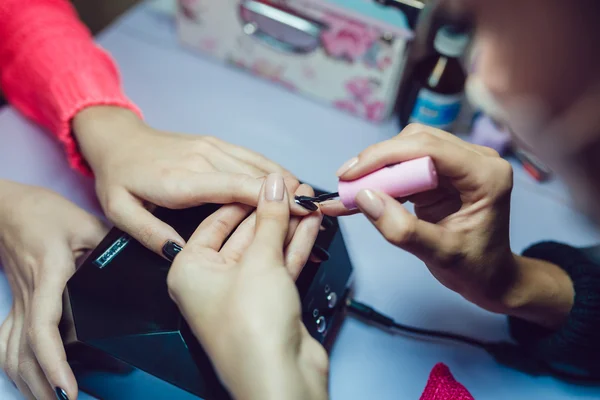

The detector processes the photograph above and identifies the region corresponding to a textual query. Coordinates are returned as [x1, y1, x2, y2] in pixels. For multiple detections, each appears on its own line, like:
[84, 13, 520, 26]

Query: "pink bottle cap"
[338, 156, 439, 210]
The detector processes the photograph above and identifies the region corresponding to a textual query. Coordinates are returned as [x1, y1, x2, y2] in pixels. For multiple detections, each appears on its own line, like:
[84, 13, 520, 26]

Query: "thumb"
[354, 190, 459, 265]
[246, 173, 289, 267]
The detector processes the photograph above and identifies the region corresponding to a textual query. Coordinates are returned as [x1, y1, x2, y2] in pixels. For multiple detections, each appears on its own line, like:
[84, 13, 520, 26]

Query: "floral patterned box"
[176, 0, 421, 122]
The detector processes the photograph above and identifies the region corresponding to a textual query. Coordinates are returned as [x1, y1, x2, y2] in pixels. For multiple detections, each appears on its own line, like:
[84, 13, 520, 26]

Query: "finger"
[103, 188, 186, 258]
[131, 171, 310, 215]
[219, 211, 257, 262]
[190, 204, 253, 251]
[6, 303, 34, 399]
[354, 190, 460, 264]
[27, 251, 79, 400]
[202, 136, 294, 177]
[337, 134, 488, 191]
[0, 309, 14, 371]
[285, 211, 323, 280]
[285, 184, 315, 245]
[246, 173, 290, 266]
[319, 200, 361, 217]
[400, 123, 501, 157]
[19, 329, 55, 400]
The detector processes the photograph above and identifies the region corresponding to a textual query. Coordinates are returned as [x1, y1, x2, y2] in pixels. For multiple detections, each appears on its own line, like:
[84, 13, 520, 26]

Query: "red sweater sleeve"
[0, 0, 142, 175]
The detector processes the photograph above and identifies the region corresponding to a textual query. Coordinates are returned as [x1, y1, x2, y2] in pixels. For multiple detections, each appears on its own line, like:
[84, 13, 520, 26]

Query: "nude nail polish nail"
[336, 157, 358, 177]
[355, 190, 384, 220]
[265, 173, 285, 201]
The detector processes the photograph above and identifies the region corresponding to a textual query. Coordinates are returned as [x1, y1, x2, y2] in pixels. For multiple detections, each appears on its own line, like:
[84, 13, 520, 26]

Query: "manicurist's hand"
[167, 174, 328, 400]
[72, 106, 312, 258]
[0, 181, 107, 400]
[322, 124, 575, 329]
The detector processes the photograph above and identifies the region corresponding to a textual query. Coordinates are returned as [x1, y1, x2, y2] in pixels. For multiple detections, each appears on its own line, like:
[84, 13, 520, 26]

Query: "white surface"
[0, 2, 599, 399]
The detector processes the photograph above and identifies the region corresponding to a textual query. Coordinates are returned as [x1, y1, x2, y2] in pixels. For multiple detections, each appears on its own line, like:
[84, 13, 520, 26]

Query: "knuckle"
[383, 219, 417, 247]
[413, 131, 438, 147]
[480, 146, 500, 158]
[492, 159, 514, 195]
[201, 135, 219, 145]
[103, 191, 123, 221]
[193, 137, 216, 154]
[212, 217, 234, 238]
[401, 122, 428, 136]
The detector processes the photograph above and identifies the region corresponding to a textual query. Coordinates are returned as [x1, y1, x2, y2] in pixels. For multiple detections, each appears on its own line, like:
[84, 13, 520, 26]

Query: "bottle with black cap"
[398, 24, 469, 131]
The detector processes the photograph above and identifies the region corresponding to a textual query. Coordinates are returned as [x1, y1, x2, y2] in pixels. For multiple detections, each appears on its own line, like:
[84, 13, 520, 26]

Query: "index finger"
[337, 133, 488, 190]
[134, 171, 310, 215]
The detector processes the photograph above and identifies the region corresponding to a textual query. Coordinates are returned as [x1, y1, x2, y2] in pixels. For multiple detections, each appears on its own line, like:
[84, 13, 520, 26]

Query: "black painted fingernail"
[321, 216, 335, 230]
[294, 197, 318, 212]
[310, 245, 330, 262]
[55, 387, 69, 400]
[162, 241, 183, 262]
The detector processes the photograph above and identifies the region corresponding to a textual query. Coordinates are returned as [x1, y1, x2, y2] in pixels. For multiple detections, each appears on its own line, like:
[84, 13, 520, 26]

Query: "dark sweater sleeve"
[508, 241, 600, 380]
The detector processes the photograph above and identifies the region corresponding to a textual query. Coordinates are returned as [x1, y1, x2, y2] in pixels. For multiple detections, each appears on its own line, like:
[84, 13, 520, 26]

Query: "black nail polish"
[55, 387, 69, 400]
[162, 241, 183, 262]
[321, 216, 335, 230]
[294, 197, 318, 212]
[310, 245, 330, 262]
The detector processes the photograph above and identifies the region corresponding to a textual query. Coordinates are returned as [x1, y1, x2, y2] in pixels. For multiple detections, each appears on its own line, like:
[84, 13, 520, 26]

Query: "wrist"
[498, 253, 574, 328]
[72, 105, 143, 171]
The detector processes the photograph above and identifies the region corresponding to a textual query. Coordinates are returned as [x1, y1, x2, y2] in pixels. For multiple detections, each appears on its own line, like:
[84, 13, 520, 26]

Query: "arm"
[508, 242, 600, 380]
[0, 0, 141, 175]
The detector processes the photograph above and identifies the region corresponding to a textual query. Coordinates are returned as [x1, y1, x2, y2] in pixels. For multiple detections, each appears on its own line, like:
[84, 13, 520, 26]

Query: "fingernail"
[265, 173, 285, 201]
[162, 241, 183, 262]
[321, 216, 335, 231]
[55, 387, 69, 400]
[336, 157, 358, 177]
[294, 197, 318, 211]
[355, 190, 384, 220]
[310, 245, 330, 262]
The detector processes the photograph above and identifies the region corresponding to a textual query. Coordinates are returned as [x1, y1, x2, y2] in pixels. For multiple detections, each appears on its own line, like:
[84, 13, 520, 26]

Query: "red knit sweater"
[0, 1, 474, 398]
[0, 0, 141, 175]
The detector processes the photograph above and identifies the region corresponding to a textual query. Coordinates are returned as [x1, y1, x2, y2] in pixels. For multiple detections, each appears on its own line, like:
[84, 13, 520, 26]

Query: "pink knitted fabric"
[420, 363, 475, 400]
[0, 0, 142, 175]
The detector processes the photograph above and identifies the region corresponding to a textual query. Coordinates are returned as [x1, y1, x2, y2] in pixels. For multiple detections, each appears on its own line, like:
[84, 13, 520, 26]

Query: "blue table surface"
[0, 1, 599, 399]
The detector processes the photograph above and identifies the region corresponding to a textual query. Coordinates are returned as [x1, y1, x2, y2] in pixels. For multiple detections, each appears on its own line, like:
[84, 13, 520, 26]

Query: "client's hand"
[72, 106, 312, 258]
[322, 124, 574, 329]
[167, 174, 328, 400]
[0, 181, 107, 400]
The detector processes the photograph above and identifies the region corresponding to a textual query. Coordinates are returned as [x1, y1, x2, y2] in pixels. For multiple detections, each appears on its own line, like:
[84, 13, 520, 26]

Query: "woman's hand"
[72, 106, 311, 257]
[0, 181, 107, 400]
[322, 124, 574, 328]
[167, 174, 328, 400]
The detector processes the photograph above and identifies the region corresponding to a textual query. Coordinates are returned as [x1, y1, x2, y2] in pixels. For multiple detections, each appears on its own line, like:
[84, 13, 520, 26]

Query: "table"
[1, 1, 599, 399]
